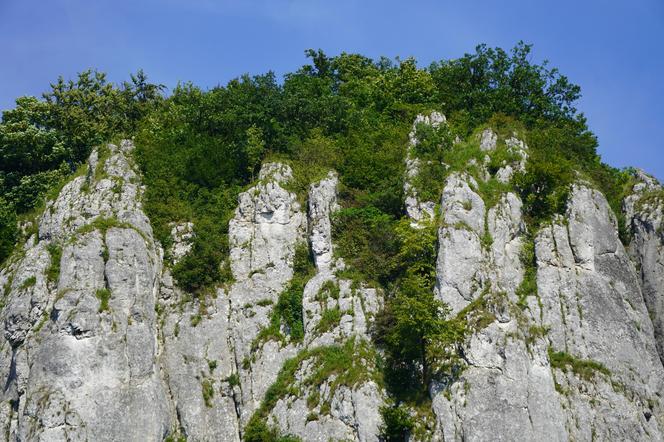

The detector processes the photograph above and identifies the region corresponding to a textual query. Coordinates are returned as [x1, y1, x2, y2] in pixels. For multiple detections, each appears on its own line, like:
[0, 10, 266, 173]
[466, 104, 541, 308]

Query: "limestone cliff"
[1, 113, 663, 441]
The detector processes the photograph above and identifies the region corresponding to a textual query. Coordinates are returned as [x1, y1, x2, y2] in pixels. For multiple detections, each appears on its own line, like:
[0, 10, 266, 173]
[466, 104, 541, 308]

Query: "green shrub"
[46, 243, 62, 284]
[0, 198, 17, 266]
[380, 404, 414, 442]
[252, 243, 315, 348]
[201, 379, 214, 407]
[547, 347, 610, 380]
[332, 207, 400, 285]
[315, 307, 342, 334]
[19, 276, 37, 290]
[225, 373, 240, 387]
[95, 288, 111, 312]
[246, 339, 379, 439]
[516, 239, 538, 307]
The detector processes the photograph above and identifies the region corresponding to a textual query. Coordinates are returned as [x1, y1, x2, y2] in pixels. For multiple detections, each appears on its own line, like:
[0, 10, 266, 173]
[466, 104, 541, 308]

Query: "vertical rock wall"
[0, 141, 171, 441]
[1, 127, 663, 442]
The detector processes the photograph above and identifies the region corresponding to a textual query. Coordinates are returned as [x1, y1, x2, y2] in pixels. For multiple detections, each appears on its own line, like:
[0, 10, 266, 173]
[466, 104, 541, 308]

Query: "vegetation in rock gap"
[46, 243, 62, 283]
[253, 243, 315, 348]
[379, 404, 415, 441]
[95, 288, 111, 312]
[245, 338, 378, 441]
[547, 347, 611, 381]
[516, 237, 538, 308]
[0, 197, 17, 264]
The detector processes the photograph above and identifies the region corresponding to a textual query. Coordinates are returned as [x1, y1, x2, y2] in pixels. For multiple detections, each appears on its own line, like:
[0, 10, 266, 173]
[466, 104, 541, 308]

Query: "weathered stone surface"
[429, 185, 664, 441]
[479, 128, 497, 151]
[432, 320, 568, 442]
[160, 162, 306, 440]
[435, 173, 486, 314]
[404, 112, 446, 224]
[532, 184, 664, 440]
[308, 171, 340, 270]
[160, 281, 241, 442]
[625, 170, 664, 362]
[1, 141, 171, 442]
[265, 171, 384, 440]
[269, 355, 384, 442]
[428, 164, 561, 441]
[2, 132, 663, 442]
[168, 221, 194, 265]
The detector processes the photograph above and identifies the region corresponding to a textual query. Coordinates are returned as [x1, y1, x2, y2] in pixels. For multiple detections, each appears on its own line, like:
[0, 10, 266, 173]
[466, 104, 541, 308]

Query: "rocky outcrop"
[435, 178, 525, 314]
[159, 164, 384, 441]
[428, 129, 563, 441]
[0, 141, 171, 441]
[404, 112, 446, 224]
[625, 170, 664, 362]
[1, 130, 663, 442]
[160, 162, 307, 441]
[532, 184, 664, 440]
[427, 121, 664, 441]
[263, 171, 385, 441]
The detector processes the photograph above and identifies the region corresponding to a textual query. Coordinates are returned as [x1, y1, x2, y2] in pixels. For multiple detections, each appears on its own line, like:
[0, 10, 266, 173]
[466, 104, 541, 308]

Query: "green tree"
[245, 125, 266, 180]
[373, 221, 463, 392]
[0, 197, 17, 264]
[383, 274, 451, 386]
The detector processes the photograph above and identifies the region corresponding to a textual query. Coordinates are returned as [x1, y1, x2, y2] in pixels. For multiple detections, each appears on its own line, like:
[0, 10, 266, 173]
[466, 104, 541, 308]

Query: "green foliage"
[246, 339, 379, 440]
[316, 280, 340, 302]
[547, 347, 610, 381]
[201, 378, 215, 407]
[95, 288, 111, 312]
[516, 239, 538, 307]
[0, 70, 162, 215]
[172, 218, 230, 293]
[76, 216, 136, 237]
[332, 207, 400, 285]
[0, 198, 17, 265]
[245, 125, 266, 180]
[380, 404, 414, 442]
[19, 276, 37, 290]
[1, 43, 633, 286]
[46, 243, 62, 284]
[373, 221, 464, 398]
[409, 121, 455, 202]
[243, 419, 301, 442]
[264, 281, 306, 341]
[430, 42, 581, 131]
[315, 307, 343, 334]
[225, 373, 240, 387]
[252, 243, 315, 349]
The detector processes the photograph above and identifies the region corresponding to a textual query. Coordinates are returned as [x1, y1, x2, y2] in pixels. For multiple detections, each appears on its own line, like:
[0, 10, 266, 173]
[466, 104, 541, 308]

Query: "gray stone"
[1, 141, 171, 442]
[624, 171, 664, 362]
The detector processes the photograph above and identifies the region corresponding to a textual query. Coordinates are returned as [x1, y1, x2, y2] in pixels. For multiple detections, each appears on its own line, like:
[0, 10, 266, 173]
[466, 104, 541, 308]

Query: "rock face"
[430, 180, 664, 441]
[1, 128, 664, 442]
[265, 171, 384, 441]
[404, 111, 446, 224]
[0, 141, 171, 441]
[625, 171, 664, 362]
[158, 165, 383, 441]
[531, 185, 664, 440]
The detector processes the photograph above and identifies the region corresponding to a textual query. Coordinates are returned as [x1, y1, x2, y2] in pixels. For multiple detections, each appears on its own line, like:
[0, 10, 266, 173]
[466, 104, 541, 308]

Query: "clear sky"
[1, 0, 662, 180]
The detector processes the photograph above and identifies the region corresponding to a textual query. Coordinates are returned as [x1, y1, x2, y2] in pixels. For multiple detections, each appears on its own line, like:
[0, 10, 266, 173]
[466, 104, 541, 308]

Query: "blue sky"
[1, 0, 663, 179]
